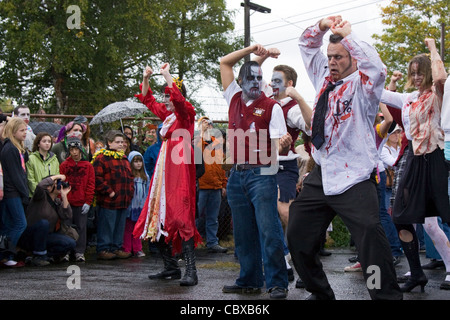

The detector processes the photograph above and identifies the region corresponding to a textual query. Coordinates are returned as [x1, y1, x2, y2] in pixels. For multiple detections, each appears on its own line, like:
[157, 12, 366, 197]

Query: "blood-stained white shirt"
[299, 22, 387, 195]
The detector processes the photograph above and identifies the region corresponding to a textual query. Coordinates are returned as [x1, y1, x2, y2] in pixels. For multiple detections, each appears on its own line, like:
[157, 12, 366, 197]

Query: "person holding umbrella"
[133, 63, 201, 286]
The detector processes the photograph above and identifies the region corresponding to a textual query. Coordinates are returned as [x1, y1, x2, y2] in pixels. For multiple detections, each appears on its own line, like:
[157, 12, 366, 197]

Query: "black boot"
[180, 238, 198, 286]
[397, 225, 427, 292]
[148, 241, 181, 280]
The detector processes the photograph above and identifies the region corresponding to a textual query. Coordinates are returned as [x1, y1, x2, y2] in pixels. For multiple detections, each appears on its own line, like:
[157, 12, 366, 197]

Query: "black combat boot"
[180, 237, 198, 286]
[148, 241, 181, 280]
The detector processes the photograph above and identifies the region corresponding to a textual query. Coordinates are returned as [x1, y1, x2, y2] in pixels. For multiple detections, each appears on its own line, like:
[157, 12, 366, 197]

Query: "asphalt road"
[0, 247, 448, 317]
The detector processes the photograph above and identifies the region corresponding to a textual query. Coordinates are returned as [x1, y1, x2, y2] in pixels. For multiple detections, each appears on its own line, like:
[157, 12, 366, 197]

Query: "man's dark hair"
[329, 34, 344, 44]
[13, 105, 29, 116]
[238, 60, 260, 86]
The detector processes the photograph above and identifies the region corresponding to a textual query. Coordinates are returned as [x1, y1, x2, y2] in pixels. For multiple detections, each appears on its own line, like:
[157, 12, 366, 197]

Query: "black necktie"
[311, 80, 342, 149]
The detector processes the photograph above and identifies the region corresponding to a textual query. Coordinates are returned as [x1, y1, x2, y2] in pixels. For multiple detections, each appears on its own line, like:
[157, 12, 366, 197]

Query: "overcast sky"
[196, 0, 392, 121]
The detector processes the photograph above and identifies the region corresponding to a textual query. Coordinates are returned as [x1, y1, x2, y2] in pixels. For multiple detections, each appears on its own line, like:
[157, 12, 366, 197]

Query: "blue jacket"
[127, 151, 150, 221]
[143, 125, 162, 179]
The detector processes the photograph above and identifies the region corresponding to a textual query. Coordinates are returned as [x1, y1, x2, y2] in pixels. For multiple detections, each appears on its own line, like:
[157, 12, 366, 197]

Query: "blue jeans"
[96, 207, 128, 253]
[0, 197, 27, 248]
[197, 189, 222, 248]
[378, 171, 403, 257]
[227, 167, 288, 290]
[18, 219, 76, 257]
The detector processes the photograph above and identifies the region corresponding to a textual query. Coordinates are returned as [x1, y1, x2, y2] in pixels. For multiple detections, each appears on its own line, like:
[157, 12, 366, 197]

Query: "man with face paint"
[220, 44, 292, 299]
[13, 105, 35, 152]
[286, 16, 402, 300]
[253, 52, 314, 285]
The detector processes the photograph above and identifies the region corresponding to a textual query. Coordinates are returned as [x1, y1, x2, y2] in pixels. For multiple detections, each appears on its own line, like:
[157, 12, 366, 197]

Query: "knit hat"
[66, 135, 83, 151]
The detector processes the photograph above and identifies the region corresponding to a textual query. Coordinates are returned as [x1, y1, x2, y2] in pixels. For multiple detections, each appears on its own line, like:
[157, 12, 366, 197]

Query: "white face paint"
[241, 65, 263, 100]
[17, 107, 30, 124]
[270, 71, 286, 99]
[164, 93, 175, 112]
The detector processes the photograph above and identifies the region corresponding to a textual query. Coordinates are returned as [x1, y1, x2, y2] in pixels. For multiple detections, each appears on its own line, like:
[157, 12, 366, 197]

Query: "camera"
[56, 179, 70, 190]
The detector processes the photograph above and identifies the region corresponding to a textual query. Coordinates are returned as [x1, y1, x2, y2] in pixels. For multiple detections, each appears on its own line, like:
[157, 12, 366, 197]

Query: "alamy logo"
[66, 5, 81, 30]
[366, 265, 381, 290]
[66, 265, 81, 289]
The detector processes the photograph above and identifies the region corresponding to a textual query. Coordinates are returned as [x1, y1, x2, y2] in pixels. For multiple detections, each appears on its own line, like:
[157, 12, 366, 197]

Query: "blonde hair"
[2, 118, 27, 153]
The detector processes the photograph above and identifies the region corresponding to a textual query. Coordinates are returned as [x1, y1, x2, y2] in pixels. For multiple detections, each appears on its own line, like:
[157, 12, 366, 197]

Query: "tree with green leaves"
[0, 0, 241, 116]
[372, 0, 449, 91]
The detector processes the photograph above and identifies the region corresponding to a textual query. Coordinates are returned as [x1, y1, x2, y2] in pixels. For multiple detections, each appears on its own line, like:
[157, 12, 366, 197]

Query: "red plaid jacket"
[92, 152, 134, 210]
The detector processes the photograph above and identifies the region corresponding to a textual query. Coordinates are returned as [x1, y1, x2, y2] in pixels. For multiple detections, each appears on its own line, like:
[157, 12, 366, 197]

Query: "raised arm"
[220, 44, 267, 91]
[285, 87, 312, 130]
[378, 103, 394, 138]
[425, 38, 448, 98]
[142, 66, 153, 97]
[252, 47, 280, 66]
[333, 20, 387, 105]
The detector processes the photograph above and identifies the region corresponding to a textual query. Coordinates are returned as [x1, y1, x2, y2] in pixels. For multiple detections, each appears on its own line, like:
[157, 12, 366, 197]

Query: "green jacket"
[26, 151, 60, 197]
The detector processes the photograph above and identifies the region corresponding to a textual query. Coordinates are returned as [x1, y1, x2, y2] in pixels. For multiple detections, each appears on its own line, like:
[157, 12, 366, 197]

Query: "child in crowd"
[60, 136, 95, 262]
[26, 132, 60, 197]
[92, 130, 134, 260]
[123, 151, 149, 257]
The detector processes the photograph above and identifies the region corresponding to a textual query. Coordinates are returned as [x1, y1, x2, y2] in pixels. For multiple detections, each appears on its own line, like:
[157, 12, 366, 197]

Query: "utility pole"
[441, 23, 445, 62]
[241, 1, 271, 62]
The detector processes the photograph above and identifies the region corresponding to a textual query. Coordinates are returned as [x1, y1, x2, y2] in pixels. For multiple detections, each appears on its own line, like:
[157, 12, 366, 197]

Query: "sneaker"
[344, 262, 362, 272]
[113, 250, 132, 259]
[61, 253, 70, 262]
[207, 244, 228, 253]
[31, 255, 50, 267]
[135, 251, 146, 258]
[1, 259, 25, 268]
[75, 253, 86, 262]
[97, 251, 117, 260]
[268, 287, 288, 299]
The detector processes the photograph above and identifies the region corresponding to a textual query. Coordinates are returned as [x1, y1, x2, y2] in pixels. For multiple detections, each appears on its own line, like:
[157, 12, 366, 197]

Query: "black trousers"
[287, 166, 402, 300]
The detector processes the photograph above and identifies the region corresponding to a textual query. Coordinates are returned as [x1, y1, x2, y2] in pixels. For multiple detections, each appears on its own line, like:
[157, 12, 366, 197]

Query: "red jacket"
[60, 157, 95, 207]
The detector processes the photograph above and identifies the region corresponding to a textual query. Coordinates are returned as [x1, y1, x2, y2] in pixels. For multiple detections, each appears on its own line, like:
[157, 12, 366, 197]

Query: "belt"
[232, 164, 270, 171]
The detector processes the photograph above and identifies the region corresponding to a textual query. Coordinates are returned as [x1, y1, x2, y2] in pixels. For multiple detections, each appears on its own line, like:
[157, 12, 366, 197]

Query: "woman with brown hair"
[381, 38, 450, 292]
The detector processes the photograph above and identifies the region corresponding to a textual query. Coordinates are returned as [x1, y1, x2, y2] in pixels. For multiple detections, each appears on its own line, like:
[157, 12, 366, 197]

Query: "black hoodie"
[0, 138, 29, 204]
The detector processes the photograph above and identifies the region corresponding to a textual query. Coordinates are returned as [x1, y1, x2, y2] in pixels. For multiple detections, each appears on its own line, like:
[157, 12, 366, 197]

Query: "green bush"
[328, 216, 351, 248]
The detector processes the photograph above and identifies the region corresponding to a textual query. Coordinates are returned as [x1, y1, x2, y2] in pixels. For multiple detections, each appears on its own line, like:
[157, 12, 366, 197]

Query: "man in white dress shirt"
[286, 15, 402, 300]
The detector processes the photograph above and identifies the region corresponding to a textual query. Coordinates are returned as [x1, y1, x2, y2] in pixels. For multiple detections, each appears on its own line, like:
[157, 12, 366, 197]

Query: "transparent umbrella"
[90, 101, 148, 126]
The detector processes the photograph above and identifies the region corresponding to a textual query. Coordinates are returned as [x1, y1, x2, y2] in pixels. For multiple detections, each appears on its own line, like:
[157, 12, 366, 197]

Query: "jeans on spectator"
[96, 207, 128, 253]
[0, 197, 27, 248]
[71, 206, 87, 254]
[18, 219, 76, 257]
[227, 167, 288, 290]
[378, 170, 403, 257]
[197, 189, 222, 248]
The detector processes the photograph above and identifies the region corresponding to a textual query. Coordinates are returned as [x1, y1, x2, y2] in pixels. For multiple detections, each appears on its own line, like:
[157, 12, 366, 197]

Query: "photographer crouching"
[17, 174, 76, 266]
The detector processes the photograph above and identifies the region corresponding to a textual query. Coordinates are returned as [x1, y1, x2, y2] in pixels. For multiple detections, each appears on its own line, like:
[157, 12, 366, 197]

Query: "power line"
[236, 0, 361, 32]
[251, 0, 388, 36]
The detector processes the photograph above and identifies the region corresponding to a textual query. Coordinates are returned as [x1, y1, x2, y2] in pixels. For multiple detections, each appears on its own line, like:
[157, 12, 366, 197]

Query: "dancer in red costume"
[133, 63, 201, 286]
